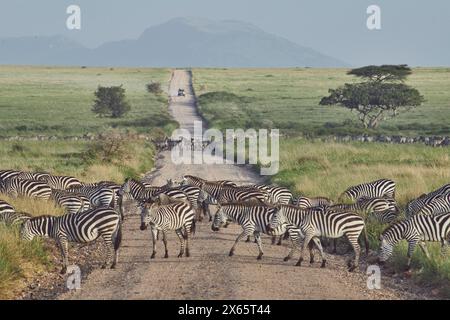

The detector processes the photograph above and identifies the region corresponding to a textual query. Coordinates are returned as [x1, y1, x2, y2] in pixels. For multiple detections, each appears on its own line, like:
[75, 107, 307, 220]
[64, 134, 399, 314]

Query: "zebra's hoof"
[348, 265, 356, 272]
[60, 267, 67, 275]
[310, 258, 315, 264]
[101, 264, 107, 269]
[295, 262, 302, 267]
[151, 253, 156, 259]
[186, 251, 190, 258]
[164, 253, 169, 259]
[321, 260, 327, 268]
[257, 254, 263, 260]
[277, 242, 282, 246]
[110, 263, 116, 269]
[178, 253, 183, 258]
[229, 251, 234, 257]
[283, 256, 291, 262]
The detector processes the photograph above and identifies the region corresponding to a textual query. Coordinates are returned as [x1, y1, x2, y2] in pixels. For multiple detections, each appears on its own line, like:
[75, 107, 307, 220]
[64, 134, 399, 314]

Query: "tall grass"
[271, 138, 450, 295]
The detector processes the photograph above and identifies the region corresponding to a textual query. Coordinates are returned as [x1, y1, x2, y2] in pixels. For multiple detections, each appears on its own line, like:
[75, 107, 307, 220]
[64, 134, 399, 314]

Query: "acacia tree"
[320, 65, 424, 129]
[92, 85, 131, 118]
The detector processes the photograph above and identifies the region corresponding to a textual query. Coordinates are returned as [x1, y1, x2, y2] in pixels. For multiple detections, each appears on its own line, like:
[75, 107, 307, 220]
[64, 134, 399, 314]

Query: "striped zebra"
[20, 207, 122, 274]
[269, 205, 367, 271]
[50, 189, 90, 214]
[66, 185, 115, 209]
[295, 196, 333, 209]
[182, 175, 237, 188]
[248, 184, 293, 205]
[0, 170, 22, 181]
[327, 197, 400, 224]
[119, 178, 188, 205]
[0, 199, 30, 225]
[0, 178, 52, 200]
[417, 193, 450, 216]
[339, 179, 396, 201]
[16, 171, 51, 181]
[0, 211, 32, 226]
[211, 203, 287, 260]
[43, 175, 83, 190]
[379, 213, 450, 269]
[406, 184, 450, 217]
[139, 200, 195, 259]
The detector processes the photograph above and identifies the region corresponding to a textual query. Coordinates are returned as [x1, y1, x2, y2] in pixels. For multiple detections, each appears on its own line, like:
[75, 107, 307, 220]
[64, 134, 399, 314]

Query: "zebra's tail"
[362, 226, 369, 255]
[113, 219, 123, 252]
[190, 219, 196, 236]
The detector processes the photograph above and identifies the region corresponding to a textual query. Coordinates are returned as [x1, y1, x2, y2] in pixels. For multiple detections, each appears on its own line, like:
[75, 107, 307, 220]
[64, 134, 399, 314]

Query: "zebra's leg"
[346, 234, 361, 272]
[101, 234, 113, 269]
[57, 237, 69, 274]
[418, 241, 430, 260]
[162, 231, 169, 258]
[406, 240, 418, 270]
[175, 229, 186, 258]
[311, 237, 325, 267]
[184, 225, 191, 258]
[284, 228, 301, 262]
[296, 232, 314, 267]
[230, 229, 252, 257]
[254, 231, 264, 260]
[150, 227, 158, 259]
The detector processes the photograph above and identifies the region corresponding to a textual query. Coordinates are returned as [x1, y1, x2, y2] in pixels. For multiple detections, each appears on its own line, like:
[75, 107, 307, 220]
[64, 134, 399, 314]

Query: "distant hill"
[0, 17, 347, 67]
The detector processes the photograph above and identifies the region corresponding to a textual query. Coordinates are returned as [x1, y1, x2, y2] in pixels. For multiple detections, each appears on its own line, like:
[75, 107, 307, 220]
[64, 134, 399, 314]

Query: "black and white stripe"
[20, 207, 122, 273]
[119, 179, 188, 206]
[406, 184, 450, 217]
[0, 178, 52, 199]
[340, 179, 396, 201]
[327, 197, 399, 224]
[417, 193, 450, 216]
[211, 203, 287, 260]
[295, 196, 333, 209]
[269, 205, 367, 271]
[43, 175, 83, 190]
[248, 184, 293, 204]
[0, 199, 31, 225]
[140, 200, 195, 259]
[50, 189, 90, 214]
[16, 171, 51, 181]
[0, 170, 22, 181]
[67, 185, 115, 209]
[379, 213, 450, 269]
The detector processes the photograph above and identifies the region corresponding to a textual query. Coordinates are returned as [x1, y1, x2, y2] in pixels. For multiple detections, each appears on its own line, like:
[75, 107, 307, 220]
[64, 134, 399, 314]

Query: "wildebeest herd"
[1, 169, 450, 275]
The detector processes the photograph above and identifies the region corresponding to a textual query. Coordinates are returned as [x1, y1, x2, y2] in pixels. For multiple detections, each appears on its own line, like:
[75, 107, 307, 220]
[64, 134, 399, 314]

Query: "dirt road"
[59, 70, 420, 300]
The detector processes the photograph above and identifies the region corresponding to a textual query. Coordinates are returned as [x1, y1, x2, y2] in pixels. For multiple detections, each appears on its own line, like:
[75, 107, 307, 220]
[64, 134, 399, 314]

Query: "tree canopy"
[92, 85, 131, 118]
[320, 65, 424, 129]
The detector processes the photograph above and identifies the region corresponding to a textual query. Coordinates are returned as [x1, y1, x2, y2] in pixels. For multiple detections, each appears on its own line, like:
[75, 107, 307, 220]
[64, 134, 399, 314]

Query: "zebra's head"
[118, 178, 132, 196]
[139, 201, 156, 231]
[268, 205, 284, 232]
[211, 205, 227, 232]
[338, 188, 357, 203]
[378, 221, 406, 263]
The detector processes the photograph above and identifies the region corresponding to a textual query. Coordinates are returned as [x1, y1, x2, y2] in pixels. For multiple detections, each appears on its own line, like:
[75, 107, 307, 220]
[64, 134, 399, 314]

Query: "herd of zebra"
[1, 168, 450, 276]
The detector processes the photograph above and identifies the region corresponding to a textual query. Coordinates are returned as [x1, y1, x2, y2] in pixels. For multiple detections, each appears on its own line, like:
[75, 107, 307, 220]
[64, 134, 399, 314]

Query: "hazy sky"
[1, 0, 449, 66]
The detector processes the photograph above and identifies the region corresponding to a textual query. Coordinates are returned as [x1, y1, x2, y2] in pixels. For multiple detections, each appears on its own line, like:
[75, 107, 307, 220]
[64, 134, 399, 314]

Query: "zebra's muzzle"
[140, 223, 148, 231]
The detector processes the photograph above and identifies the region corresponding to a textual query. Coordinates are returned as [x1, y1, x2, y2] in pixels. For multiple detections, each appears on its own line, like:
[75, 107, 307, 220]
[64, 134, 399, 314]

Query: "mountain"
[0, 18, 347, 67]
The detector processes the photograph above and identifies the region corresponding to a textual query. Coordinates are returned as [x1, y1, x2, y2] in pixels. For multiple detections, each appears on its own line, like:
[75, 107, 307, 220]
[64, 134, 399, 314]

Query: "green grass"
[0, 66, 176, 137]
[193, 67, 450, 136]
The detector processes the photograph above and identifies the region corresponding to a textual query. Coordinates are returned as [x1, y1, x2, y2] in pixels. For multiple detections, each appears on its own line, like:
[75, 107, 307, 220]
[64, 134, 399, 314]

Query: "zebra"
[417, 193, 450, 216]
[66, 185, 115, 209]
[379, 213, 450, 270]
[139, 200, 195, 259]
[295, 196, 333, 209]
[0, 211, 32, 226]
[327, 197, 400, 224]
[0, 178, 52, 200]
[0, 199, 30, 226]
[247, 184, 293, 205]
[406, 184, 450, 217]
[182, 175, 237, 188]
[20, 207, 122, 274]
[119, 178, 188, 207]
[339, 179, 396, 201]
[42, 175, 83, 190]
[211, 203, 287, 260]
[171, 185, 202, 220]
[269, 205, 367, 271]
[50, 189, 90, 214]
[16, 171, 51, 181]
[0, 170, 22, 181]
